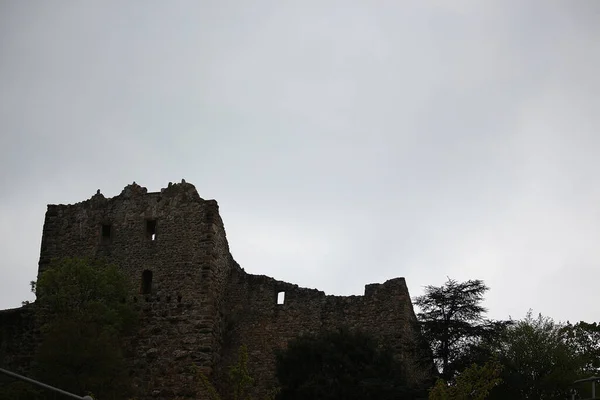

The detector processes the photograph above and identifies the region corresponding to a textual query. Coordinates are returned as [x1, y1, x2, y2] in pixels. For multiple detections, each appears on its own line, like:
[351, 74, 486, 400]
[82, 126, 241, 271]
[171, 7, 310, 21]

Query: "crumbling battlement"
[220, 268, 433, 395]
[1, 181, 434, 400]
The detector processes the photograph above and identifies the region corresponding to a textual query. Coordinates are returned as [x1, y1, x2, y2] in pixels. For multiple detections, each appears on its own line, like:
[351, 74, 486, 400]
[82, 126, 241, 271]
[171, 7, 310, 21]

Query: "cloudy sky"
[1, 1, 599, 322]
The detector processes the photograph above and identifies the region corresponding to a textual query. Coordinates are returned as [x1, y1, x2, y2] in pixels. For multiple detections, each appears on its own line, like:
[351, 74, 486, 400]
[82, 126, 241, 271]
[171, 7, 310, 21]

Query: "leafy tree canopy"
[275, 328, 422, 400]
[414, 278, 507, 380]
[33, 257, 137, 400]
[429, 360, 502, 400]
[490, 311, 582, 400]
[197, 344, 278, 400]
[561, 321, 600, 377]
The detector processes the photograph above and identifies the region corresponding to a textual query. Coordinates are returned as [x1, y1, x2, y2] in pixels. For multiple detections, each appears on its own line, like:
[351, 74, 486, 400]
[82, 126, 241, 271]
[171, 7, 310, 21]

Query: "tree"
[196, 344, 278, 400]
[228, 345, 255, 400]
[33, 257, 137, 400]
[562, 321, 600, 377]
[490, 311, 582, 400]
[275, 328, 421, 400]
[414, 278, 502, 380]
[429, 360, 503, 400]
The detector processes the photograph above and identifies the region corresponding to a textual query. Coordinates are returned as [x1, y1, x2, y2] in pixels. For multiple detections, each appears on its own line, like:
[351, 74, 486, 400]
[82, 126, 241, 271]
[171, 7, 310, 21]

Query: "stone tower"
[37, 181, 232, 397]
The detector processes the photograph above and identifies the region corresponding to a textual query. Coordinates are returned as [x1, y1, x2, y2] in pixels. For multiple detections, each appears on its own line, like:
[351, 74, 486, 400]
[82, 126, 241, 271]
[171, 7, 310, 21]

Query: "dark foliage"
[489, 311, 582, 400]
[562, 321, 600, 377]
[414, 278, 506, 381]
[448, 319, 513, 376]
[275, 328, 423, 400]
[32, 258, 137, 400]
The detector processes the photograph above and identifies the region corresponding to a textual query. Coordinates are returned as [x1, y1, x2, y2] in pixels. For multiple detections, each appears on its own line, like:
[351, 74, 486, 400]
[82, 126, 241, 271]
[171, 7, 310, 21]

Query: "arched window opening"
[141, 270, 153, 294]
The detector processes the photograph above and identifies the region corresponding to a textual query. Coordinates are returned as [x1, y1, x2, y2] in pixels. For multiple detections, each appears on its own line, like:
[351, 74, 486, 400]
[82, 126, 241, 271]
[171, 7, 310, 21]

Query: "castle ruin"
[0, 181, 433, 399]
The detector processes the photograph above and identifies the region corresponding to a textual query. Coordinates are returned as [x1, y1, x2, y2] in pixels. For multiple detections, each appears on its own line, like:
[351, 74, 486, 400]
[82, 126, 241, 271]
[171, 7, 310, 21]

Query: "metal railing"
[572, 376, 600, 400]
[0, 367, 93, 400]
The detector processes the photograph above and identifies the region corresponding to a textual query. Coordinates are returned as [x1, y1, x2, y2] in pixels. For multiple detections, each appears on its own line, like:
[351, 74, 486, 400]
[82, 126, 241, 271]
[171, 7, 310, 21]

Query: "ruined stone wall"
[205, 203, 238, 372]
[0, 306, 38, 391]
[0, 180, 433, 400]
[220, 266, 434, 396]
[0, 306, 37, 373]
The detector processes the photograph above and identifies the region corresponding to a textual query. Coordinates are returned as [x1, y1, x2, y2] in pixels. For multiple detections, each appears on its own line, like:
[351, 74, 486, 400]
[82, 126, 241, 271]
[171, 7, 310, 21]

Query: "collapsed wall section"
[220, 266, 434, 396]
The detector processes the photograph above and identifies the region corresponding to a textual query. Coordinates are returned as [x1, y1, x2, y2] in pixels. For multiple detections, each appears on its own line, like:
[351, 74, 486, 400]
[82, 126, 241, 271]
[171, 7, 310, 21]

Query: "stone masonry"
[0, 181, 434, 399]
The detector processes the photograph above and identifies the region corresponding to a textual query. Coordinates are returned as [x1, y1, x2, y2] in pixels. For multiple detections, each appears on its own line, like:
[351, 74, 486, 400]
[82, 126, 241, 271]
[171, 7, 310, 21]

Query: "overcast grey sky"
[1, 1, 599, 322]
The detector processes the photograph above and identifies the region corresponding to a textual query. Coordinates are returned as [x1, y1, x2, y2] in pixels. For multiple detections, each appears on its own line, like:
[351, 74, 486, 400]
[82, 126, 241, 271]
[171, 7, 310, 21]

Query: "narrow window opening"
[146, 220, 157, 241]
[101, 224, 111, 240]
[277, 291, 285, 305]
[177, 295, 182, 303]
[141, 270, 153, 294]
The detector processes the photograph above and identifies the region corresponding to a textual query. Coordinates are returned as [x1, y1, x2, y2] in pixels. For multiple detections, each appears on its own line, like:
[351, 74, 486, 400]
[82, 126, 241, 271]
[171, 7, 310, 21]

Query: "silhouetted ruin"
[0, 181, 434, 399]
